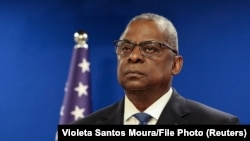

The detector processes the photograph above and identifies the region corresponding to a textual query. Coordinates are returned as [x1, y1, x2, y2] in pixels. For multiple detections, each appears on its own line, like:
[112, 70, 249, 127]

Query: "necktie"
[133, 113, 152, 125]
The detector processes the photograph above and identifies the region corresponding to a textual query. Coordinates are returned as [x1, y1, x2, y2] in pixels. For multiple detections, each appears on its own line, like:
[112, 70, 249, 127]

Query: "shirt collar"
[124, 87, 173, 123]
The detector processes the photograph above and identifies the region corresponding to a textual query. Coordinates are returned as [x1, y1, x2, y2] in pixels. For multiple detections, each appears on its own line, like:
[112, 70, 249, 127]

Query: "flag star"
[74, 82, 88, 97]
[78, 58, 90, 73]
[60, 106, 64, 116]
[55, 131, 58, 141]
[71, 105, 85, 121]
[64, 82, 68, 92]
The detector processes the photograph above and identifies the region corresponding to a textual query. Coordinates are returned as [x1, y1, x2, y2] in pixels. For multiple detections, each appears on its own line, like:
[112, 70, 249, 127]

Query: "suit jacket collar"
[96, 88, 191, 125]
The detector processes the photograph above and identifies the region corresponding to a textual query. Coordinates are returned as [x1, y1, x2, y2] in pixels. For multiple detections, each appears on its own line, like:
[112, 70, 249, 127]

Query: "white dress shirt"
[123, 87, 173, 125]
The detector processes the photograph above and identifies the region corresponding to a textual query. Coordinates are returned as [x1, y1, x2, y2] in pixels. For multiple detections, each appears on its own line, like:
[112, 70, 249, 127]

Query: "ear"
[172, 55, 183, 75]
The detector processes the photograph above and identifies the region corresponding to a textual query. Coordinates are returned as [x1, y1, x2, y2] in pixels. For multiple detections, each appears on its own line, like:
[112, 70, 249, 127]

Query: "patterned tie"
[133, 113, 152, 125]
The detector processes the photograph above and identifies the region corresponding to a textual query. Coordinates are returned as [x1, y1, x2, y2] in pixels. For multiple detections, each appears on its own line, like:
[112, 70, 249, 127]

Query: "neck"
[125, 88, 168, 112]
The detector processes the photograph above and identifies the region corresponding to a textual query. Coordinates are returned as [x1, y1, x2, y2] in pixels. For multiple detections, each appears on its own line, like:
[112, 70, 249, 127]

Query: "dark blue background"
[0, 0, 249, 141]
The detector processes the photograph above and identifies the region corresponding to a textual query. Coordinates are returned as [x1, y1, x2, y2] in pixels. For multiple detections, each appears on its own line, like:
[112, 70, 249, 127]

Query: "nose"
[128, 46, 144, 63]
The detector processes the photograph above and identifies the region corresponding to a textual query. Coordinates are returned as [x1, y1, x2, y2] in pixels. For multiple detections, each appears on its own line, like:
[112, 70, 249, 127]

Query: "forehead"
[120, 20, 165, 42]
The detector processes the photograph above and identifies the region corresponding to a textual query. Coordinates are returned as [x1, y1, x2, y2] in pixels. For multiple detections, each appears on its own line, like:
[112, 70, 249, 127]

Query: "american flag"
[59, 31, 92, 124]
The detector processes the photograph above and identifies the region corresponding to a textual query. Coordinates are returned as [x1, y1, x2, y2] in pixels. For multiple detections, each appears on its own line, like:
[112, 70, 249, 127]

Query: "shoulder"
[185, 98, 239, 124]
[171, 89, 240, 124]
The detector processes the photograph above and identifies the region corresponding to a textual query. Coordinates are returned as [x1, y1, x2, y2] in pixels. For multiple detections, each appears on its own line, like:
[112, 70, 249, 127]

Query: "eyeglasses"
[113, 40, 177, 58]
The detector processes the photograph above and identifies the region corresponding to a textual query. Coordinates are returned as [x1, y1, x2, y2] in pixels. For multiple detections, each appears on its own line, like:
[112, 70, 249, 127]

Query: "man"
[72, 13, 240, 125]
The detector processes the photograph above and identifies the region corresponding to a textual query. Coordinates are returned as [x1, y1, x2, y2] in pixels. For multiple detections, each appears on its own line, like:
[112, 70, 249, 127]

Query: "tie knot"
[133, 113, 152, 125]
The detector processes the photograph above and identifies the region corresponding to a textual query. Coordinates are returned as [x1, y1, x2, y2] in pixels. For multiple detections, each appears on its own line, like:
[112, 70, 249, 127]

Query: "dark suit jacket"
[71, 88, 240, 125]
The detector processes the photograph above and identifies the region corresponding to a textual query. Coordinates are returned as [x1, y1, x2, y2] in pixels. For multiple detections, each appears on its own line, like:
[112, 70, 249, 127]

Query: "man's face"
[117, 20, 176, 93]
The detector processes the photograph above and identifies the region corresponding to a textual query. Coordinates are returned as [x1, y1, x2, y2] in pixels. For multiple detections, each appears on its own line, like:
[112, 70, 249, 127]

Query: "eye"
[142, 43, 160, 54]
[120, 42, 133, 53]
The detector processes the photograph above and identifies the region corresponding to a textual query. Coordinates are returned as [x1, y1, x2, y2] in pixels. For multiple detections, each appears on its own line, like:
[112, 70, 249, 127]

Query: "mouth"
[125, 70, 144, 77]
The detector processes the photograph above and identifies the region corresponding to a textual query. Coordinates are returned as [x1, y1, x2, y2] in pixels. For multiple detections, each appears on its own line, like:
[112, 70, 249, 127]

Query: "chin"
[123, 84, 147, 91]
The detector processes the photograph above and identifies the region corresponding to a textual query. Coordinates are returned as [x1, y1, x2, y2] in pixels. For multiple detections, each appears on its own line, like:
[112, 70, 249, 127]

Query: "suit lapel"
[93, 91, 192, 125]
[157, 89, 191, 125]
